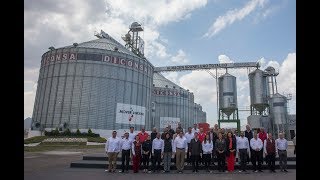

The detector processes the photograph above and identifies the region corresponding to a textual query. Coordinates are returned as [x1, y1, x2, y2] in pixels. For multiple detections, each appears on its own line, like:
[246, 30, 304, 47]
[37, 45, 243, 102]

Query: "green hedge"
[87, 137, 107, 143]
[40, 142, 87, 146]
[24, 136, 47, 144]
[24, 136, 106, 144]
[44, 129, 100, 137]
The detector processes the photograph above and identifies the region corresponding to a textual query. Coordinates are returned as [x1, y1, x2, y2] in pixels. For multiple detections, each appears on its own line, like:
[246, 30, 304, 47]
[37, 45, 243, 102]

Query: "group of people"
[105, 123, 290, 174]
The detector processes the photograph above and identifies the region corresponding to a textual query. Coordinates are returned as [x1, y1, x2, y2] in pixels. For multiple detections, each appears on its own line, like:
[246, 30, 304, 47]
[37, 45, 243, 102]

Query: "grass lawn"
[24, 144, 104, 152]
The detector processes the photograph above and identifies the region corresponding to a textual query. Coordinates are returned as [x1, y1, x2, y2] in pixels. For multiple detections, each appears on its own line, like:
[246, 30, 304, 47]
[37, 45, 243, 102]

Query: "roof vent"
[165, 85, 168, 88]
[73, 43, 78, 47]
[173, 86, 176, 89]
[114, 47, 118, 51]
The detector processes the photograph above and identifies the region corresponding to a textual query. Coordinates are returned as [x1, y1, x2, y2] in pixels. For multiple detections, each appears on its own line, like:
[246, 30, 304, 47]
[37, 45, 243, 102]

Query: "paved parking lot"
[25, 150, 296, 180]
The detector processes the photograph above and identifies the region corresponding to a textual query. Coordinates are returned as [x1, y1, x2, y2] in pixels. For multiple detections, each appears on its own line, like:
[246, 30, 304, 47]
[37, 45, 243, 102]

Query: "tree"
[88, 128, 93, 134]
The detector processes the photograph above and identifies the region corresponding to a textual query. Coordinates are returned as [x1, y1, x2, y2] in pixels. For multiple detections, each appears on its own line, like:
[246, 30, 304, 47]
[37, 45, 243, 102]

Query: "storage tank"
[270, 93, 288, 137]
[247, 115, 261, 129]
[218, 73, 237, 116]
[193, 103, 206, 124]
[152, 73, 200, 131]
[31, 31, 154, 131]
[249, 69, 268, 113]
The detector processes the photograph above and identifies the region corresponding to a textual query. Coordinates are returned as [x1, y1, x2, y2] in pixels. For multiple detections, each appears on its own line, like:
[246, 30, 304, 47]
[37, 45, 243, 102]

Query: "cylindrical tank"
[249, 69, 268, 113]
[152, 73, 202, 131]
[218, 73, 237, 116]
[31, 33, 154, 131]
[247, 115, 261, 129]
[270, 93, 288, 137]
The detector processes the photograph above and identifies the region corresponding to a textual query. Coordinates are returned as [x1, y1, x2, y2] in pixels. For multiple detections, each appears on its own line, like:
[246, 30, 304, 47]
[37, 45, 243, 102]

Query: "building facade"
[31, 31, 206, 134]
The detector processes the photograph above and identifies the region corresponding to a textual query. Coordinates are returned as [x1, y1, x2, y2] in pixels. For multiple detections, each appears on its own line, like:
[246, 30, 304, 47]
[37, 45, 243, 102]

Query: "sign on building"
[160, 117, 180, 129]
[116, 103, 146, 125]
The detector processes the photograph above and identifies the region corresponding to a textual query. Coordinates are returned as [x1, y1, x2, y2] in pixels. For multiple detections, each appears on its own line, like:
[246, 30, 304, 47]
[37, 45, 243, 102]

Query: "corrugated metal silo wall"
[151, 87, 196, 132]
[31, 47, 153, 131]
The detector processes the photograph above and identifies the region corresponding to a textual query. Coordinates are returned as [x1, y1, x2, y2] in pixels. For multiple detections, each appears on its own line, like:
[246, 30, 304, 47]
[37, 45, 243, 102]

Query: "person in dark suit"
[151, 127, 157, 141]
[167, 125, 175, 139]
[215, 132, 226, 172]
[225, 132, 237, 172]
[189, 132, 202, 173]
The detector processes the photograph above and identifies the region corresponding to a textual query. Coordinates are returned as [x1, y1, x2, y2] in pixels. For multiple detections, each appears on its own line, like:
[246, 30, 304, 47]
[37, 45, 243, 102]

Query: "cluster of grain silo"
[194, 103, 206, 125]
[151, 73, 206, 131]
[30, 22, 207, 135]
[216, 67, 291, 138]
[247, 67, 290, 138]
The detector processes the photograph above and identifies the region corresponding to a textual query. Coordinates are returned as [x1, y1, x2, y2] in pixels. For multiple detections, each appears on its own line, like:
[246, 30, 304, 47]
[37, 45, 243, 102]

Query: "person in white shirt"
[152, 133, 164, 172]
[202, 134, 213, 172]
[237, 131, 250, 172]
[119, 132, 132, 173]
[250, 131, 263, 172]
[173, 131, 188, 173]
[276, 132, 288, 172]
[184, 127, 194, 165]
[191, 123, 199, 134]
[105, 131, 121, 173]
[128, 126, 137, 142]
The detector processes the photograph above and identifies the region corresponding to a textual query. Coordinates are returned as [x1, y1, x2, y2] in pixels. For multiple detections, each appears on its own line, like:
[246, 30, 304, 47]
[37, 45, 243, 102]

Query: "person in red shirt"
[138, 126, 149, 143]
[258, 128, 267, 164]
[198, 128, 206, 143]
[197, 128, 206, 165]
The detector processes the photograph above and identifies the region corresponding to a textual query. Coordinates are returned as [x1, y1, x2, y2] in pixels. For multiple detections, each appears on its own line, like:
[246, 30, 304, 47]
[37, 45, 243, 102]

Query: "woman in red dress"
[132, 135, 142, 173]
[225, 132, 237, 172]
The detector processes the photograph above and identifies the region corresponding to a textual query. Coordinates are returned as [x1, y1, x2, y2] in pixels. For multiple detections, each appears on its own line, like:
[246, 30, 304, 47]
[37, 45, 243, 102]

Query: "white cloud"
[171, 49, 189, 64]
[253, 0, 287, 23]
[277, 53, 296, 114]
[163, 72, 180, 85]
[24, 86, 37, 119]
[218, 54, 233, 63]
[173, 52, 296, 126]
[203, 0, 267, 38]
[106, 0, 208, 26]
[179, 71, 217, 106]
[24, 0, 208, 119]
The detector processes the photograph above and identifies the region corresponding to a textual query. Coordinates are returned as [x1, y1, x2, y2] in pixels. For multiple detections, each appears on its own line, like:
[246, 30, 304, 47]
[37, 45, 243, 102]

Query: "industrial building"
[152, 73, 206, 131]
[30, 22, 295, 139]
[30, 22, 207, 135]
[247, 67, 295, 139]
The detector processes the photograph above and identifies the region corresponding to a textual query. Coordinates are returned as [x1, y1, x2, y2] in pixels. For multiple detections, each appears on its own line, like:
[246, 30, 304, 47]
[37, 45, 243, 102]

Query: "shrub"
[81, 132, 88, 137]
[87, 137, 106, 143]
[52, 127, 60, 136]
[44, 130, 49, 136]
[76, 129, 81, 136]
[88, 128, 93, 134]
[24, 136, 47, 144]
[64, 128, 71, 136]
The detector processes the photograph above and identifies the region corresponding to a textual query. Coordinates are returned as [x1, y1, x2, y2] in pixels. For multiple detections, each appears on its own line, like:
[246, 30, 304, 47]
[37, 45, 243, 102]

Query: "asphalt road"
[25, 150, 296, 180]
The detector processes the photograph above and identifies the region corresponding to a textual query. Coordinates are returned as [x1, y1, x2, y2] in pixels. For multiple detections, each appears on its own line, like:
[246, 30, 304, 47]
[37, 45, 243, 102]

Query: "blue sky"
[158, 0, 295, 65]
[24, 0, 296, 129]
